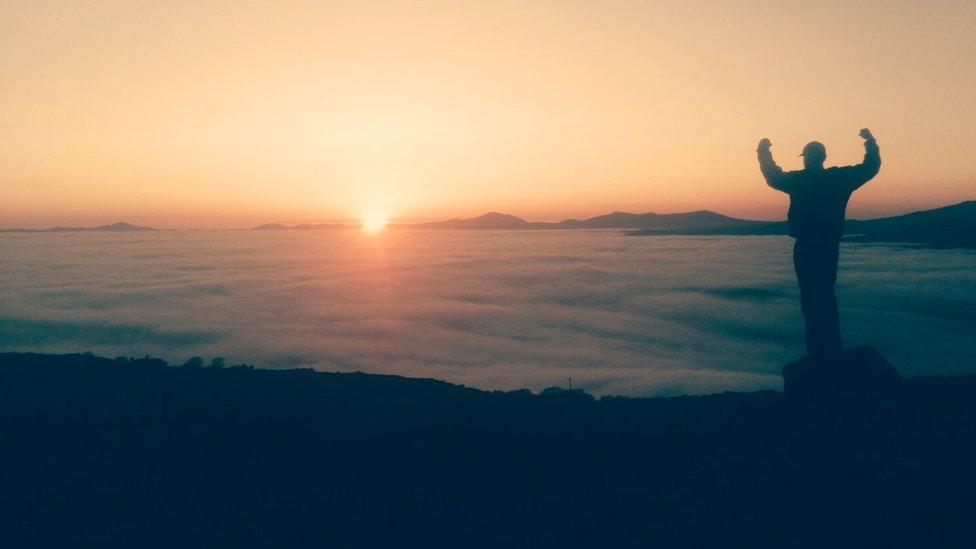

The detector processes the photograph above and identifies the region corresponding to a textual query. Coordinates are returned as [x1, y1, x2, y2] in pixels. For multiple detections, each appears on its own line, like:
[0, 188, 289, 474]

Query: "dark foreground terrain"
[1, 352, 974, 548]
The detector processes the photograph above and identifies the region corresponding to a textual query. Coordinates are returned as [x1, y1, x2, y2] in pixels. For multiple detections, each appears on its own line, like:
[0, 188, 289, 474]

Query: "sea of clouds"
[1, 230, 973, 396]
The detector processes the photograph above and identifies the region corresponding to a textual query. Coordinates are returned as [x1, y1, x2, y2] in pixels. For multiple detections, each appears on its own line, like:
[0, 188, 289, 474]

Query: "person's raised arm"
[848, 128, 881, 190]
[757, 138, 792, 193]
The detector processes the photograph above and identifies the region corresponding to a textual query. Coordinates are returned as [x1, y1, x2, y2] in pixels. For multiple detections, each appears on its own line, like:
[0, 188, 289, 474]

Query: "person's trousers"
[792, 238, 842, 357]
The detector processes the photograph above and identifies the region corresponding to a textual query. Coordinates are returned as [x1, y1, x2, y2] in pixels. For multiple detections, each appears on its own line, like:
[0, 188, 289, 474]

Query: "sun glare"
[362, 212, 389, 233]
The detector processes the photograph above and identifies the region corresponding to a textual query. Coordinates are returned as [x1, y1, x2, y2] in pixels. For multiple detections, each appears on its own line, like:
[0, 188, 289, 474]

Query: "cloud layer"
[1, 231, 973, 396]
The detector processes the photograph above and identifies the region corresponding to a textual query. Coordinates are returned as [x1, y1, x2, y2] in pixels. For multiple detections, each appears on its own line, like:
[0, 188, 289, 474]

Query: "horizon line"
[1, 198, 972, 232]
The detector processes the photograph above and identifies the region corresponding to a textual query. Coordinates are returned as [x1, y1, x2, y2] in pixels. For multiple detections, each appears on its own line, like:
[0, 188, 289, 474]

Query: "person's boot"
[805, 347, 827, 363]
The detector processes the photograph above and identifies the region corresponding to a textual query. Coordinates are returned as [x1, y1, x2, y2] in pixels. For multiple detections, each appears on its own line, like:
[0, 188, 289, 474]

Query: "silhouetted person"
[758, 129, 880, 358]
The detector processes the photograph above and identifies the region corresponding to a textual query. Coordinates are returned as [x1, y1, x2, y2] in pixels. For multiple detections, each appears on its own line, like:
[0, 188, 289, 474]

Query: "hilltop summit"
[1, 351, 973, 547]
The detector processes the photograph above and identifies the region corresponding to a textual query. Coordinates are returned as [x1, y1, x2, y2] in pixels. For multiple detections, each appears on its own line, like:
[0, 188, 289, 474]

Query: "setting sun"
[362, 212, 389, 233]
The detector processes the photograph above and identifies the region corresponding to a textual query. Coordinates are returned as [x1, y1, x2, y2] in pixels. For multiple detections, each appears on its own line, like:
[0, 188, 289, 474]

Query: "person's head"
[800, 141, 826, 169]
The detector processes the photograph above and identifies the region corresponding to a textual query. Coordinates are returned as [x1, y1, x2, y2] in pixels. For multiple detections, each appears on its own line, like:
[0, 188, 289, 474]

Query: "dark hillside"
[1, 352, 974, 548]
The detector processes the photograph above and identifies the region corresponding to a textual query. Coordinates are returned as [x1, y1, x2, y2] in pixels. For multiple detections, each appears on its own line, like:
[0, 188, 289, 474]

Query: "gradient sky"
[2, 0, 974, 228]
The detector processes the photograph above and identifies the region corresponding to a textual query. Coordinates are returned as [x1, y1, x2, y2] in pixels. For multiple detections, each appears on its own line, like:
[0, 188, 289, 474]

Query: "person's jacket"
[759, 140, 880, 242]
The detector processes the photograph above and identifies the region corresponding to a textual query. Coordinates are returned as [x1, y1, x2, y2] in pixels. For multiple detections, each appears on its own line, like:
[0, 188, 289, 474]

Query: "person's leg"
[823, 240, 842, 353]
[794, 240, 826, 357]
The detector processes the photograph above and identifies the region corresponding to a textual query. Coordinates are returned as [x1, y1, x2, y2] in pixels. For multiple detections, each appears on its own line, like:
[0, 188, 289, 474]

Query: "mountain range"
[625, 200, 976, 249]
[0, 222, 156, 233]
[3, 200, 974, 248]
[400, 200, 976, 248]
[403, 209, 760, 230]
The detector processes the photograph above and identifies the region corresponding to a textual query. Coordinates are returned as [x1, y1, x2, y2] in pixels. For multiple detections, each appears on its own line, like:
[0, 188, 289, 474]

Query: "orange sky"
[1, 1, 974, 228]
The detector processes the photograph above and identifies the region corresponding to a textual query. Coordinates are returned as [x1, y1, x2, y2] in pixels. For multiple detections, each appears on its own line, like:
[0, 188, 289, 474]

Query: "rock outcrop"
[782, 345, 901, 402]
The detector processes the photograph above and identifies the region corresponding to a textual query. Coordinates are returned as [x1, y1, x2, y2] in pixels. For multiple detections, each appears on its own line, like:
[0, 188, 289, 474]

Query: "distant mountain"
[407, 212, 537, 230]
[0, 222, 157, 233]
[555, 210, 760, 230]
[403, 210, 767, 230]
[627, 200, 976, 249]
[846, 200, 976, 248]
[370, 201, 976, 247]
[626, 221, 789, 237]
[252, 222, 351, 231]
